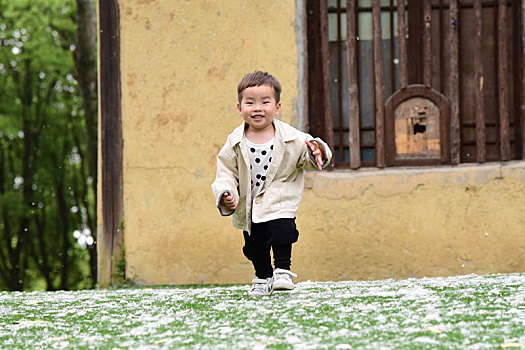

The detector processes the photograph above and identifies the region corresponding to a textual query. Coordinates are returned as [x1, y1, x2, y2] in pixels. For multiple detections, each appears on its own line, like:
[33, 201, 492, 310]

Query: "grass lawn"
[0, 273, 524, 349]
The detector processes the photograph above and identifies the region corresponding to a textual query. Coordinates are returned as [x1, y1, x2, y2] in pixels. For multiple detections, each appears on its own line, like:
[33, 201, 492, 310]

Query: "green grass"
[0, 273, 524, 349]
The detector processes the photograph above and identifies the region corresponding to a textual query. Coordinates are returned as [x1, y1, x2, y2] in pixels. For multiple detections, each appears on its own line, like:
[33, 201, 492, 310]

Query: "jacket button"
[255, 199, 260, 204]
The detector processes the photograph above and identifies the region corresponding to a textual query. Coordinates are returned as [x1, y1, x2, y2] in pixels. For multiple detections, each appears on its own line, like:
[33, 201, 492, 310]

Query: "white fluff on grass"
[0, 273, 524, 349]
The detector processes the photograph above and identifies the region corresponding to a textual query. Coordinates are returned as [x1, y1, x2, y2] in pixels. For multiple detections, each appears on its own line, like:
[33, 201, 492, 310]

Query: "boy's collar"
[231, 120, 298, 145]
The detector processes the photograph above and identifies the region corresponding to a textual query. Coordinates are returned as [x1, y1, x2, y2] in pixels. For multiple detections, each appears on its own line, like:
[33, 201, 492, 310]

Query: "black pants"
[242, 218, 299, 279]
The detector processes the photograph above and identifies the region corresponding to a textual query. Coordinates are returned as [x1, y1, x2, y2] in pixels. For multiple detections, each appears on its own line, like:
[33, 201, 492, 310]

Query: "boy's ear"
[237, 102, 241, 112]
[276, 101, 282, 115]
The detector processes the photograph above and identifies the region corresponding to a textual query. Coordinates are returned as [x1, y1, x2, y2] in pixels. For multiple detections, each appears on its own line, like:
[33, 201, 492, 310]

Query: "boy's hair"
[237, 71, 282, 104]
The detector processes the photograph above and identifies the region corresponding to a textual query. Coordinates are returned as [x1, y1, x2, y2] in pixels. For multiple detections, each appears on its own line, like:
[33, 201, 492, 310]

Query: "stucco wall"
[297, 162, 525, 281]
[116, 0, 525, 285]
[118, 0, 300, 285]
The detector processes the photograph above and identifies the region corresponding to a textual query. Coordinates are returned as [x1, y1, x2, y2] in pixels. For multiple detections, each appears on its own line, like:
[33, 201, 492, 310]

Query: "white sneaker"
[249, 277, 273, 296]
[272, 268, 297, 291]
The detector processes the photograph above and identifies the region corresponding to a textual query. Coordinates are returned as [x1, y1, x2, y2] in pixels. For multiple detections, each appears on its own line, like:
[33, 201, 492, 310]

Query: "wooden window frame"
[308, 0, 525, 169]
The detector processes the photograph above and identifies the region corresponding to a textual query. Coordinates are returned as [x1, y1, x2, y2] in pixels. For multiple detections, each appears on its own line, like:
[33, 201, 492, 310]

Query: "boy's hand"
[305, 140, 325, 170]
[220, 192, 237, 210]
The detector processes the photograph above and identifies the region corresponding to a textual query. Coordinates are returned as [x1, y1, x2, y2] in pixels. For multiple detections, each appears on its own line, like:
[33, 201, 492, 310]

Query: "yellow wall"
[118, 0, 299, 285]
[116, 0, 525, 285]
[298, 163, 525, 280]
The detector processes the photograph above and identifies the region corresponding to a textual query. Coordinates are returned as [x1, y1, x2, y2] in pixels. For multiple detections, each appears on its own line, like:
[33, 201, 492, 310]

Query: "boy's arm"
[211, 144, 239, 216]
[304, 137, 332, 171]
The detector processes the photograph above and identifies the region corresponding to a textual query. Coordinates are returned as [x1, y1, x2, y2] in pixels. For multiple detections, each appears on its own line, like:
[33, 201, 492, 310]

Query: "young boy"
[212, 71, 332, 296]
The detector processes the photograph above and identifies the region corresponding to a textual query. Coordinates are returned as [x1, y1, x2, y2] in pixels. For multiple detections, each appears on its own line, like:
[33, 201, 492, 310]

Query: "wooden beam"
[397, 0, 408, 90]
[407, 0, 423, 84]
[514, 0, 524, 159]
[336, 1, 344, 164]
[439, 0, 444, 92]
[474, 0, 486, 163]
[347, 0, 361, 169]
[516, 0, 525, 159]
[320, 0, 335, 167]
[373, 0, 385, 167]
[296, 0, 309, 133]
[389, 0, 396, 93]
[498, 0, 510, 160]
[98, 0, 124, 288]
[306, 0, 327, 138]
[448, 0, 461, 164]
[423, 0, 432, 88]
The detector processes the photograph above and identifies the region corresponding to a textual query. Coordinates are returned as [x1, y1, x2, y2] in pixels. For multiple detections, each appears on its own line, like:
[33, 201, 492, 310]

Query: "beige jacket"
[211, 119, 332, 233]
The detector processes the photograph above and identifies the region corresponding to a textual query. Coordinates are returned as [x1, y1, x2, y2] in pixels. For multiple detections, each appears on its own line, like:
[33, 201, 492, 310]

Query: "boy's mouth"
[251, 115, 265, 120]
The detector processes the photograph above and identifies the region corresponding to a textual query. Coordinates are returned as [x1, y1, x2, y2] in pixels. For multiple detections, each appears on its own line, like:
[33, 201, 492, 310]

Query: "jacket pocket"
[235, 195, 247, 214]
[263, 184, 283, 209]
[271, 181, 301, 211]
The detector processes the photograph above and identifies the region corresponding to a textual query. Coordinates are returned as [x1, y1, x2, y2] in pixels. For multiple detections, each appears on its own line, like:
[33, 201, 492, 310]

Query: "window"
[307, 0, 524, 168]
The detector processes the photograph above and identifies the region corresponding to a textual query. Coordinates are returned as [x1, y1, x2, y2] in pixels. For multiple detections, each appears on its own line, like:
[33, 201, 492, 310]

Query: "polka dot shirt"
[245, 137, 274, 201]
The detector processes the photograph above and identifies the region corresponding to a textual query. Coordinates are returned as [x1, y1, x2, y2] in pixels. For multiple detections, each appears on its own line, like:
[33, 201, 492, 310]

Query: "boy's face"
[237, 84, 281, 133]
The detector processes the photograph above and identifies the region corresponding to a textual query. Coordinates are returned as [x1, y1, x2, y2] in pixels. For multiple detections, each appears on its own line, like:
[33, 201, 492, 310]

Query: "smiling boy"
[212, 71, 332, 296]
